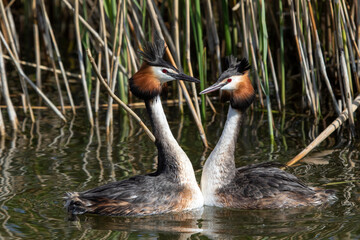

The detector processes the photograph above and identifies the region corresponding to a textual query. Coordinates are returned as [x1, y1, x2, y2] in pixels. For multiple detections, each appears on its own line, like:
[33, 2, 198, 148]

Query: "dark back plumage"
[216, 161, 336, 209]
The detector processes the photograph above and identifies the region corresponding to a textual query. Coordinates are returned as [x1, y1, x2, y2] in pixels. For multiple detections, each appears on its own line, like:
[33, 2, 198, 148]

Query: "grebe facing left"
[200, 56, 336, 209]
[65, 38, 204, 216]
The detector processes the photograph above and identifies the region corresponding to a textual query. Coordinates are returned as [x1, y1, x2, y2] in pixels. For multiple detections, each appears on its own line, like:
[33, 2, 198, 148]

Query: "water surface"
[0, 105, 359, 239]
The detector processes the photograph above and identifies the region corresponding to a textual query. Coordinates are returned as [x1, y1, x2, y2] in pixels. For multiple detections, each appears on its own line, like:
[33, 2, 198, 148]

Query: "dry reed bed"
[0, 0, 359, 159]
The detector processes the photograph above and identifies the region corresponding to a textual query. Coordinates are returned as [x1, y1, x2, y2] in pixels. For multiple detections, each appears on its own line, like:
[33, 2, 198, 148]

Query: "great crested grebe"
[65, 39, 204, 216]
[200, 56, 335, 209]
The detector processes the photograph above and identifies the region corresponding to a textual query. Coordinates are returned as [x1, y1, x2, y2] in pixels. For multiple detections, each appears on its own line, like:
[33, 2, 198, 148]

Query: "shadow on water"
[0, 106, 359, 239]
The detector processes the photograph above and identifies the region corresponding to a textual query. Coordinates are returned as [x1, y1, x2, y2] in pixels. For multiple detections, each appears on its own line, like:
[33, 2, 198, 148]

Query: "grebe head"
[130, 38, 199, 100]
[200, 56, 255, 111]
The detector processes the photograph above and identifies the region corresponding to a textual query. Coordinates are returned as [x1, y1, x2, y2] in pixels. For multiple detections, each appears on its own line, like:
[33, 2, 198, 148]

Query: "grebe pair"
[65, 40, 334, 216]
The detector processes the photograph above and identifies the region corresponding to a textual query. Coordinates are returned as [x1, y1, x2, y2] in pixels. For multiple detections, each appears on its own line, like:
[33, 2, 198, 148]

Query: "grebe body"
[200, 57, 335, 209]
[65, 39, 203, 216]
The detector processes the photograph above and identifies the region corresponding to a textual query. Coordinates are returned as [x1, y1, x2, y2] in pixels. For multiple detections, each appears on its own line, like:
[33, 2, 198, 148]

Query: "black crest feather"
[218, 57, 250, 82]
[138, 37, 177, 71]
[218, 56, 254, 111]
[138, 38, 166, 65]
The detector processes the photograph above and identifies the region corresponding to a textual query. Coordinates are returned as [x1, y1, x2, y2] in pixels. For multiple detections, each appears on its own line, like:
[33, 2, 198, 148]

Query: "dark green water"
[0, 105, 359, 239]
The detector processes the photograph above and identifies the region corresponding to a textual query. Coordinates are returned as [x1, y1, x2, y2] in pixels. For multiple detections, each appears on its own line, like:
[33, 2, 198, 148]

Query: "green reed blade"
[103, 0, 117, 25]
[259, 0, 274, 144]
[191, 0, 206, 119]
[222, 0, 232, 55]
[81, 2, 92, 95]
[279, 0, 285, 107]
[119, 40, 128, 105]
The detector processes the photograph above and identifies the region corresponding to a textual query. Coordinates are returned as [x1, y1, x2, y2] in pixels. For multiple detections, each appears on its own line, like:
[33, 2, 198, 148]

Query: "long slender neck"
[145, 95, 197, 183]
[202, 106, 243, 187]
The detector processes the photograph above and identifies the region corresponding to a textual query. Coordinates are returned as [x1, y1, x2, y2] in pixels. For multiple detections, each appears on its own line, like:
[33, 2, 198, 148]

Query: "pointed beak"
[200, 82, 226, 94]
[169, 72, 200, 83]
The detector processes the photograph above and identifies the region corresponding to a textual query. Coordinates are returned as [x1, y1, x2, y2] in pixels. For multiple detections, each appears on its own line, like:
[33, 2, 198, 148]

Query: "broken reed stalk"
[0, 32, 66, 122]
[74, 0, 93, 126]
[287, 94, 360, 167]
[86, 49, 155, 143]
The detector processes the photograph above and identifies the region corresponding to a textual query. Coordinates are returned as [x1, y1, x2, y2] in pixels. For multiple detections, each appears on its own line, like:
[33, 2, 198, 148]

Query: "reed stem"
[74, 0, 93, 126]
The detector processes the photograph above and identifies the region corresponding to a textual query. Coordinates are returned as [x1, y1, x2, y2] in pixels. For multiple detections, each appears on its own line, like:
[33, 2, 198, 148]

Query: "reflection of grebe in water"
[200, 57, 336, 209]
[65, 38, 204, 216]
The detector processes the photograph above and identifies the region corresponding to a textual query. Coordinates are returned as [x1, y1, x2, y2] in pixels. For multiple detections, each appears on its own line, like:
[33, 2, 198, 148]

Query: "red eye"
[227, 78, 232, 83]
[162, 69, 168, 73]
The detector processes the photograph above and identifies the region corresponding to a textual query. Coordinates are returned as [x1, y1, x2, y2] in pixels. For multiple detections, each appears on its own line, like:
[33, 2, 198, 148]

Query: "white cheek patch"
[220, 75, 244, 91]
[221, 80, 237, 91]
[152, 67, 176, 83]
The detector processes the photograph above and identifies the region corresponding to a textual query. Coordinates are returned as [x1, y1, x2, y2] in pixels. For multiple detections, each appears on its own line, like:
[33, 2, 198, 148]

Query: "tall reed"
[0, 0, 359, 144]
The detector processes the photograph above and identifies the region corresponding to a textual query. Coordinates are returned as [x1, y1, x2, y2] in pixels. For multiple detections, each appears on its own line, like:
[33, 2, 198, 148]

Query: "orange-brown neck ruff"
[229, 74, 255, 112]
[129, 63, 162, 100]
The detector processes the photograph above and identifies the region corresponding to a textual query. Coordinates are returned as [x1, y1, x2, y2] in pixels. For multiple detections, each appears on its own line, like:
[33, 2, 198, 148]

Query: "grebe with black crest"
[200, 56, 336, 209]
[65, 38, 204, 216]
